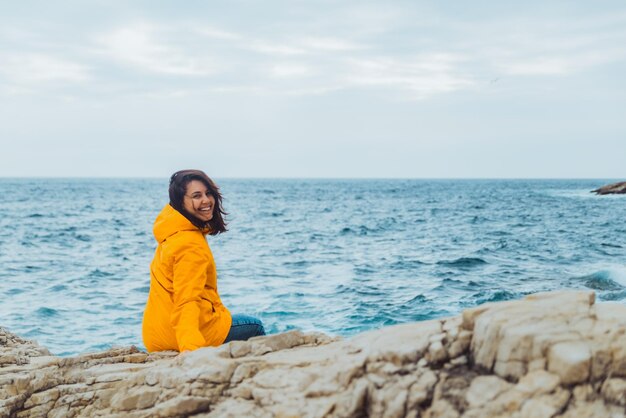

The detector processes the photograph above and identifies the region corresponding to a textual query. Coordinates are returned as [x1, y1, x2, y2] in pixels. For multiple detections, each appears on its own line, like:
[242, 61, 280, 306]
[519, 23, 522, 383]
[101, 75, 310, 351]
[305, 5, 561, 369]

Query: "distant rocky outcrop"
[1, 291, 625, 417]
[592, 181, 626, 195]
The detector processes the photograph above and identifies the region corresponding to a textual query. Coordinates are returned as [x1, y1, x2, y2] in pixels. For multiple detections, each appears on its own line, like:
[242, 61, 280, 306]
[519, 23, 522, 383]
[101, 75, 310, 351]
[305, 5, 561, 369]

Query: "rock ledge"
[1, 291, 625, 417]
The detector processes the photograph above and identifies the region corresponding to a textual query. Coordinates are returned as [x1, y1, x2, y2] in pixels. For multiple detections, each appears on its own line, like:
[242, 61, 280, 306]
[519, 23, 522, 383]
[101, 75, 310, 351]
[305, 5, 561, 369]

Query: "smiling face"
[183, 180, 216, 223]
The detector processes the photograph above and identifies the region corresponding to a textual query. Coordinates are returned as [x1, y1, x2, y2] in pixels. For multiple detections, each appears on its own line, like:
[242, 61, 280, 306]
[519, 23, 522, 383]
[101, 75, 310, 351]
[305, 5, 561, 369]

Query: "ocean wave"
[390, 259, 426, 270]
[402, 294, 428, 305]
[23, 327, 53, 338]
[88, 269, 114, 278]
[441, 278, 464, 284]
[475, 290, 520, 304]
[19, 240, 39, 248]
[24, 265, 43, 271]
[78, 291, 109, 300]
[263, 309, 298, 318]
[335, 284, 382, 296]
[35, 307, 59, 318]
[470, 216, 488, 224]
[600, 242, 622, 248]
[287, 247, 307, 254]
[113, 317, 135, 325]
[477, 240, 509, 253]
[353, 265, 376, 275]
[437, 257, 487, 268]
[275, 291, 307, 298]
[572, 270, 624, 291]
[602, 290, 626, 301]
[282, 260, 311, 268]
[433, 277, 480, 292]
[339, 225, 378, 236]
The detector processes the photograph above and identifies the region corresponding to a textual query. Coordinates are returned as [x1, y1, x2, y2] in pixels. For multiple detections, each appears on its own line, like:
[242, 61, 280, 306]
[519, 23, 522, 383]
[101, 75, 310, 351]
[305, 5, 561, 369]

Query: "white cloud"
[496, 46, 626, 76]
[499, 57, 570, 76]
[97, 23, 217, 76]
[270, 63, 315, 78]
[299, 37, 364, 52]
[193, 26, 241, 41]
[345, 53, 474, 98]
[468, 15, 626, 77]
[248, 40, 307, 56]
[246, 36, 363, 57]
[0, 53, 91, 84]
[280, 85, 342, 96]
[3, 8, 624, 101]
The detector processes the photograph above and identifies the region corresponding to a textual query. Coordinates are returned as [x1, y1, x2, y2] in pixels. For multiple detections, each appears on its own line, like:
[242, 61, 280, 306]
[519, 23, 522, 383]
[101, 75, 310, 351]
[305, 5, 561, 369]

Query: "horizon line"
[0, 176, 622, 181]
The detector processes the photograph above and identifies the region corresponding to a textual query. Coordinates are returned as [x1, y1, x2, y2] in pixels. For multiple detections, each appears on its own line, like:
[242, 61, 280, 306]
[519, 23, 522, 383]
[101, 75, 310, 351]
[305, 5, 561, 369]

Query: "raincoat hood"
[153, 204, 199, 244]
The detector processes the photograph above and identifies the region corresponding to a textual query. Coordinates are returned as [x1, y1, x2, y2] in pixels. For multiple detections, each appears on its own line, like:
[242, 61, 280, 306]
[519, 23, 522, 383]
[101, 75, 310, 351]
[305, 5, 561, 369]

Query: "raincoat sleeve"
[170, 236, 210, 352]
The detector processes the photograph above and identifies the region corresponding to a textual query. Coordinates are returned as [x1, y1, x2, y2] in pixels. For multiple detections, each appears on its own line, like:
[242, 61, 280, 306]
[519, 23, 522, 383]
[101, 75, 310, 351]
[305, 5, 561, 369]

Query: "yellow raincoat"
[142, 204, 232, 352]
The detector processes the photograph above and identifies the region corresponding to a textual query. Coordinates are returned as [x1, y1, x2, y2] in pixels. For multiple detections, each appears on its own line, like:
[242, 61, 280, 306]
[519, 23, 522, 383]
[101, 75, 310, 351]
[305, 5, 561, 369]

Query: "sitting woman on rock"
[142, 169, 265, 352]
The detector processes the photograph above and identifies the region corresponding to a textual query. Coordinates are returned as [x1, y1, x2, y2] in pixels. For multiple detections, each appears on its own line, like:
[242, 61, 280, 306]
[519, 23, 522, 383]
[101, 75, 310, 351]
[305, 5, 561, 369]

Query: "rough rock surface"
[1, 290, 625, 417]
[591, 181, 626, 195]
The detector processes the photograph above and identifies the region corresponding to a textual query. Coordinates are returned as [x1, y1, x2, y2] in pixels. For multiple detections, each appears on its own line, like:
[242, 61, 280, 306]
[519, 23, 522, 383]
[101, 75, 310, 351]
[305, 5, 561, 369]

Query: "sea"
[1, 178, 625, 356]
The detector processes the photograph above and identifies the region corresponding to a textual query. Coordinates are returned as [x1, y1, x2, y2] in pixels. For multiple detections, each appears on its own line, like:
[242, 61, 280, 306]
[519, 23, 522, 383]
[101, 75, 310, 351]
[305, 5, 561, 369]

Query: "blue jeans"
[223, 313, 266, 343]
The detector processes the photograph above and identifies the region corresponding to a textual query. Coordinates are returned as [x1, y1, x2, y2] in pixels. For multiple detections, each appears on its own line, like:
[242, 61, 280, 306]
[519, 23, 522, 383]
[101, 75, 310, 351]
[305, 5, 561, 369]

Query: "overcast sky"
[1, 1, 624, 178]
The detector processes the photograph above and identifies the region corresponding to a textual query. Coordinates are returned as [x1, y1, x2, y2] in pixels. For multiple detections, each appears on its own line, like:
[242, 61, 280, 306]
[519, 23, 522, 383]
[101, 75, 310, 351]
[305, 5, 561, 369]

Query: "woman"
[142, 169, 265, 352]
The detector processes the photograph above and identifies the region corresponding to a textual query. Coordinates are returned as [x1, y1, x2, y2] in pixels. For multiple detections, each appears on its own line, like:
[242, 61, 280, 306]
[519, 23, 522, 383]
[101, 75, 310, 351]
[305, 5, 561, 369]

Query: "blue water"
[1, 179, 625, 356]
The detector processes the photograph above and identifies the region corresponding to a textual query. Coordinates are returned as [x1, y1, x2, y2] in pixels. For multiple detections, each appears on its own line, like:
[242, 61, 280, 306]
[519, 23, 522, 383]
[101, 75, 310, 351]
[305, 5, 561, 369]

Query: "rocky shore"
[592, 181, 626, 195]
[1, 291, 625, 417]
